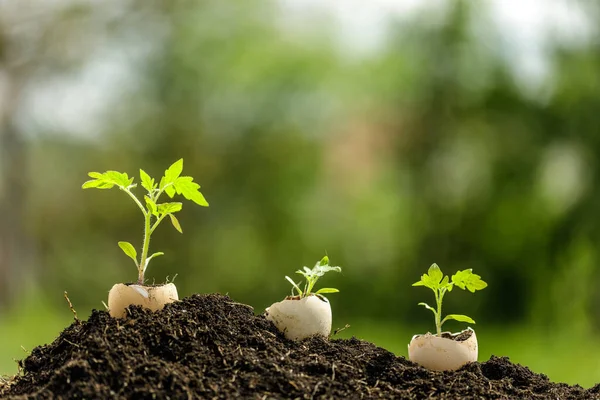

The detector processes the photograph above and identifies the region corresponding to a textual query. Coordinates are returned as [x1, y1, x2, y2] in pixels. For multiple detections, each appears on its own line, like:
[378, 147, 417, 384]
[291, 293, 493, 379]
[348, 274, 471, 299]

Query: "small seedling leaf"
[147, 252, 164, 261]
[285, 276, 303, 295]
[315, 288, 339, 294]
[145, 196, 158, 216]
[158, 202, 183, 215]
[104, 171, 132, 188]
[426, 264, 443, 287]
[443, 314, 476, 324]
[143, 251, 165, 272]
[169, 213, 183, 233]
[165, 159, 183, 183]
[418, 302, 436, 314]
[118, 241, 138, 265]
[165, 184, 176, 198]
[82, 179, 111, 189]
[174, 176, 209, 206]
[140, 169, 155, 192]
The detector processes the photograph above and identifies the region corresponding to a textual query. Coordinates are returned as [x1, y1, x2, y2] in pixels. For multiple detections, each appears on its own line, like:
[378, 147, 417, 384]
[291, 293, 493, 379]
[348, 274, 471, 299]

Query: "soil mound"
[1, 293, 597, 399]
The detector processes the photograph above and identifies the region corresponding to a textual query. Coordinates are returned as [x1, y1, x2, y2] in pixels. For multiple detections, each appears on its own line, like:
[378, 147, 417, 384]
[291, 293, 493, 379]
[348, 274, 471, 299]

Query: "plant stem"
[138, 211, 152, 284]
[435, 289, 444, 336]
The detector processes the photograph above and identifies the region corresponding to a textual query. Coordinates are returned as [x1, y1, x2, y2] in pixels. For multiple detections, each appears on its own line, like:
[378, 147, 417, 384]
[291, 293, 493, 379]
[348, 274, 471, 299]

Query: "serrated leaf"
[104, 171, 132, 188]
[118, 241, 138, 266]
[157, 202, 182, 215]
[440, 275, 450, 288]
[82, 179, 113, 189]
[314, 264, 341, 276]
[315, 288, 339, 294]
[169, 214, 183, 233]
[427, 264, 443, 286]
[451, 269, 487, 292]
[145, 196, 157, 216]
[163, 159, 183, 186]
[174, 176, 209, 206]
[165, 184, 176, 198]
[140, 169, 154, 192]
[443, 314, 476, 324]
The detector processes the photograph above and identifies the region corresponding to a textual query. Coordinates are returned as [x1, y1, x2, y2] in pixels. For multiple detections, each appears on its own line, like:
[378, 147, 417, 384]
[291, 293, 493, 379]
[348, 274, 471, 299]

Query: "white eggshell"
[107, 283, 179, 318]
[408, 327, 478, 371]
[265, 295, 332, 340]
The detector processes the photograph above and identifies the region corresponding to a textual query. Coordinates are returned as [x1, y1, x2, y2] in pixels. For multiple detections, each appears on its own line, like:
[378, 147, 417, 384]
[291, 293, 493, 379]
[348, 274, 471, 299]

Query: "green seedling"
[82, 159, 208, 284]
[285, 256, 341, 298]
[413, 263, 487, 336]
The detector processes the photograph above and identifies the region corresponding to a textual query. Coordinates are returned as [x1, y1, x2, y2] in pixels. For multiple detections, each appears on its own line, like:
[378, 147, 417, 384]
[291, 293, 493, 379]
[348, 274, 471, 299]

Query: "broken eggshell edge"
[107, 283, 179, 318]
[265, 294, 332, 340]
[408, 327, 478, 371]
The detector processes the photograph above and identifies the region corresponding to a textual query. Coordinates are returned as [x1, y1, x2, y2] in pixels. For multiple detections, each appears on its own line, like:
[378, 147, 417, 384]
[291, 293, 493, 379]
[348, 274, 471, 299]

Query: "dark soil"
[1, 293, 598, 399]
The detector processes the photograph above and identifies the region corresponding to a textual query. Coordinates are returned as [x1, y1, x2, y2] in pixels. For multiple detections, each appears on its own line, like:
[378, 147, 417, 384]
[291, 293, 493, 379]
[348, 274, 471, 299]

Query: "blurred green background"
[2, 0, 600, 388]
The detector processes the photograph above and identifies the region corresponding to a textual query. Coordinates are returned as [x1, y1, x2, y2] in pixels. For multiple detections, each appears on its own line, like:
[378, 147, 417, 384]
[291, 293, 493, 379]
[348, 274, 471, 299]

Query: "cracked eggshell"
[265, 294, 332, 340]
[107, 283, 179, 318]
[408, 327, 478, 371]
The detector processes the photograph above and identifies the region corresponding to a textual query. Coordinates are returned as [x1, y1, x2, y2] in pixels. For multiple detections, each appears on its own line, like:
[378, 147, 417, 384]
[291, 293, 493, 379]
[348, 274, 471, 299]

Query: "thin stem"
[154, 182, 174, 202]
[137, 210, 152, 284]
[122, 187, 147, 216]
[435, 288, 445, 336]
[150, 213, 170, 234]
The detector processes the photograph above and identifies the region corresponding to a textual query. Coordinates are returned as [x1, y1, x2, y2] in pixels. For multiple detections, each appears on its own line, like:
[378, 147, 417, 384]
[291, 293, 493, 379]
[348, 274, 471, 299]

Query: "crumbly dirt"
[1, 293, 597, 399]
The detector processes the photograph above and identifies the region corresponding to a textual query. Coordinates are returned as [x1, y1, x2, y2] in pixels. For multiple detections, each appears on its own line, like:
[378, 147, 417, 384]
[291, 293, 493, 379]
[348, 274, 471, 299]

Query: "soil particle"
[0, 293, 596, 399]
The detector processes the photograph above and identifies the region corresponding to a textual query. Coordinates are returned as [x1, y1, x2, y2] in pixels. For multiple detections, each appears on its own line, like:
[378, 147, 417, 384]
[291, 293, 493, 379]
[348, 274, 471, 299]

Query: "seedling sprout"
[285, 256, 341, 298]
[413, 263, 487, 336]
[82, 159, 208, 284]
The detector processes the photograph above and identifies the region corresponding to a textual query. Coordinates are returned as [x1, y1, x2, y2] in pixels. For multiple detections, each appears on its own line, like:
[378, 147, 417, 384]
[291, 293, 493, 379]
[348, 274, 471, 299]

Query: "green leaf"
[118, 241, 138, 266]
[440, 275, 450, 288]
[319, 255, 329, 266]
[315, 288, 339, 294]
[418, 302, 436, 314]
[165, 184, 176, 198]
[169, 214, 183, 233]
[451, 269, 488, 292]
[142, 252, 165, 273]
[285, 276, 302, 295]
[82, 179, 112, 189]
[443, 314, 476, 324]
[174, 176, 209, 206]
[427, 264, 443, 286]
[163, 159, 183, 186]
[140, 169, 155, 192]
[82, 171, 133, 190]
[412, 280, 425, 286]
[157, 202, 182, 215]
[104, 171, 133, 188]
[147, 251, 164, 261]
[145, 196, 158, 216]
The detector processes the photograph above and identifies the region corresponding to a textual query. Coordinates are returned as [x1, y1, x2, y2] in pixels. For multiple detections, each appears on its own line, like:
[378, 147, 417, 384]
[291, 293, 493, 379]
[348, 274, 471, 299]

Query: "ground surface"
[1, 293, 598, 399]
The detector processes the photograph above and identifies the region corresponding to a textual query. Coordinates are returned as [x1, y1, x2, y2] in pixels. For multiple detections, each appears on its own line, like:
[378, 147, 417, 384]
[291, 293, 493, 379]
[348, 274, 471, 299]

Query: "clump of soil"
[1, 293, 598, 399]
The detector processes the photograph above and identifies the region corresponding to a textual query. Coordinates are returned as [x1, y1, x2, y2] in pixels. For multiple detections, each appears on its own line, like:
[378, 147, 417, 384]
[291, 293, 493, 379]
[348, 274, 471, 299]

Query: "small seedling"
[413, 263, 487, 336]
[82, 159, 208, 284]
[285, 256, 341, 298]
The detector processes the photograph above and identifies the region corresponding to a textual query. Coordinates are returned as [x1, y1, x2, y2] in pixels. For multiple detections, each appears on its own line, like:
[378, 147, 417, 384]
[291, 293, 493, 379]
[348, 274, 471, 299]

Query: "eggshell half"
[408, 327, 478, 371]
[107, 283, 179, 318]
[265, 295, 332, 340]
